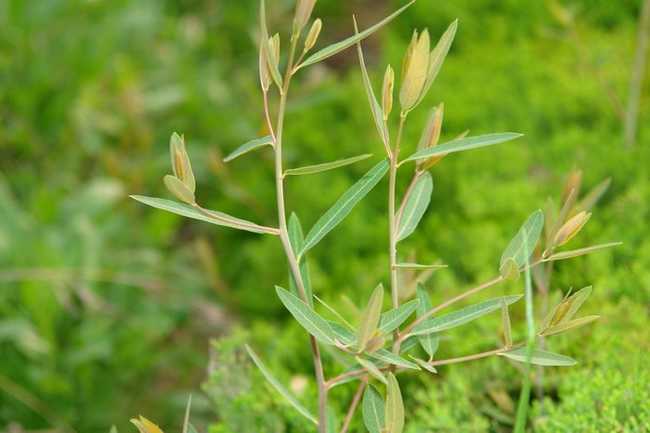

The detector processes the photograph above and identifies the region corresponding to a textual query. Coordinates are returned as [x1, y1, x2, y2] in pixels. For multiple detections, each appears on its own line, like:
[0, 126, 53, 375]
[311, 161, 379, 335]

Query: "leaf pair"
[539, 286, 599, 337]
[362, 374, 404, 433]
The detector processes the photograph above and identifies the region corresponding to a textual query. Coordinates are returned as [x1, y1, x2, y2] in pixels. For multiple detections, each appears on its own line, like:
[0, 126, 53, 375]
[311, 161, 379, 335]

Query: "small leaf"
[275, 286, 337, 345]
[169, 132, 196, 193]
[499, 347, 577, 366]
[368, 349, 419, 370]
[379, 299, 419, 334]
[357, 284, 385, 351]
[412, 295, 523, 336]
[182, 395, 192, 433]
[574, 177, 611, 214]
[399, 29, 430, 111]
[245, 345, 318, 423]
[544, 242, 622, 261]
[284, 154, 373, 176]
[539, 315, 600, 337]
[266, 34, 283, 91]
[302, 160, 389, 254]
[288, 213, 313, 307]
[416, 19, 458, 107]
[130, 196, 278, 235]
[399, 335, 420, 354]
[382, 65, 395, 118]
[293, 0, 316, 34]
[223, 136, 273, 162]
[164, 175, 195, 205]
[501, 301, 512, 347]
[385, 373, 404, 433]
[396, 172, 433, 241]
[393, 262, 446, 270]
[354, 20, 389, 151]
[298, 0, 416, 69]
[552, 211, 591, 247]
[303, 18, 323, 53]
[356, 356, 387, 384]
[362, 385, 385, 433]
[541, 286, 593, 330]
[415, 285, 439, 358]
[328, 321, 356, 346]
[130, 416, 164, 433]
[403, 133, 523, 163]
[499, 210, 544, 277]
[408, 356, 438, 374]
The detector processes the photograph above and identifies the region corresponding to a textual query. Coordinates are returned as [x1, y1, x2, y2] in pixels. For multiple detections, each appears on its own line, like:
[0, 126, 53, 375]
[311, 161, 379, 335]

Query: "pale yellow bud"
[400, 29, 430, 111]
[382, 65, 394, 119]
[303, 18, 322, 53]
[169, 132, 195, 193]
[553, 211, 591, 247]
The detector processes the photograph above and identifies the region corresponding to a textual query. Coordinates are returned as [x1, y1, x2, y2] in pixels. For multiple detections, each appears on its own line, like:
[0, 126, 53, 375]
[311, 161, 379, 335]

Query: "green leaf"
[356, 356, 387, 384]
[224, 136, 273, 162]
[500, 209, 545, 276]
[164, 174, 195, 204]
[288, 213, 313, 307]
[329, 321, 356, 346]
[393, 262, 446, 270]
[385, 373, 404, 433]
[302, 160, 389, 254]
[298, 0, 416, 69]
[354, 21, 389, 150]
[408, 356, 438, 374]
[130, 196, 278, 235]
[403, 133, 523, 163]
[275, 286, 337, 345]
[412, 295, 523, 336]
[396, 172, 433, 242]
[544, 242, 622, 261]
[357, 284, 385, 351]
[501, 301, 512, 348]
[539, 315, 600, 337]
[368, 349, 419, 370]
[379, 299, 419, 334]
[284, 154, 372, 176]
[399, 335, 420, 354]
[182, 395, 192, 433]
[362, 385, 385, 433]
[415, 286, 439, 358]
[499, 347, 577, 366]
[416, 19, 458, 107]
[245, 345, 318, 423]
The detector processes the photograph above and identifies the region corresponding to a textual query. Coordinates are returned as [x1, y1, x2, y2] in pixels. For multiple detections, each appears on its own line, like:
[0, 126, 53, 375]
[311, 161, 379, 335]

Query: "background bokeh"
[1, 0, 648, 432]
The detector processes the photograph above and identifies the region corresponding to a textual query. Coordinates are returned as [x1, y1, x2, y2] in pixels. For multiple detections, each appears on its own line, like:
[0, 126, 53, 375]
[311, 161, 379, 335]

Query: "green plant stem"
[339, 377, 368, 433]
[389, 113, 407, 353]
[270, 31, 328, 433]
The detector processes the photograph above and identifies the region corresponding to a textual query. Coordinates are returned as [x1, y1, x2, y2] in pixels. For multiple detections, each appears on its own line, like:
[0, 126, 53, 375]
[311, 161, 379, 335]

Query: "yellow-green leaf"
[357, 284, 384, 351]
[362, 385, 385, 433]
[284, 154, 372, 176]
[385, 373, 404, 433]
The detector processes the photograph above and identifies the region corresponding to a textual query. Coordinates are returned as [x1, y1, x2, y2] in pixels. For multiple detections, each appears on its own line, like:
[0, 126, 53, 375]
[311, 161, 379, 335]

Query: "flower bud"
[303, 18, 322, 53]
[169, 132, 195, 193]
[400, 29, 430, 112]
[553, 211, 591, 247]
[382, 65, 394, 119]
[294, 0, 317, 35]
[164, 174, 195, 205]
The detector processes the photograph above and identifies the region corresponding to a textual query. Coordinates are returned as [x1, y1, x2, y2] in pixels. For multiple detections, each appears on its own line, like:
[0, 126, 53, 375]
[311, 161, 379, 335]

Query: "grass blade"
[302, 159, 389, 254]
[362, 385, 385, 433]
[223, 136, 273, 162]
[245, 345, 318, 424]
[284, 154, 372, 176]
[379, 299, 419, 334]
[297, 0, 416, 69]
[130, 195, 278, 235]
[275, 286, 337, 345]
[412, 295, 523, 336]
[396, 172, 433, 241]
[403, 133, 523, 163]
[499, 347, 577, 366]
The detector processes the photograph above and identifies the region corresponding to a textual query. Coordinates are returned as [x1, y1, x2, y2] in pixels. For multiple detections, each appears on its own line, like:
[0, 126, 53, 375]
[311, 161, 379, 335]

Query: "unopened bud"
[553, 211, 591, 247]
[303, 18, 322, 53]
[382, 65, 394, 119]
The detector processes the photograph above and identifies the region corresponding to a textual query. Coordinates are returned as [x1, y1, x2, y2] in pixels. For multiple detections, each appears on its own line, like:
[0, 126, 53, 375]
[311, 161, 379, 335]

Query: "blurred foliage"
[0, 0, 648, 432]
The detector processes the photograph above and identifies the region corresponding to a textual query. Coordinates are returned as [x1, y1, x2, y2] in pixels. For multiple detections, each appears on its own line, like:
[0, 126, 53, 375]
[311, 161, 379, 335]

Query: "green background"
[0, 0, 648, 432]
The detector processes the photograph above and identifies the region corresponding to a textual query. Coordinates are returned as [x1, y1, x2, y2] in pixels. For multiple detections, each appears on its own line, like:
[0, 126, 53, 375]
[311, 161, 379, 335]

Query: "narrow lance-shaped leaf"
[288, 213, 313, 307]
[543, 242, 622, 261]
[224, 136, 273, 162]
[245, 345, 318, 424]
[385, 373, 404, 433]
[368, 349, 419, 370]
[396, 172, 433, 241]
[301, 159, 389, 255]
[403, 133, 523, 163]
[394, 262, 446, 270]
[541, 286, 594, 331]
[259, 0, 282, 90]
[362, 385, 385, 433]
[297, 0, 416, 69]
[182, 395, 192, 433]
[357, 284, 385, 351]
[415, 285, 439, 358]
[378, 299, 419, 334]
[275, 286, 337, 345]
[356, 356, 387, 384]
[130, 196, 278, 235]
[499, 347, 577, 366]
[354, 20, 389, 151]
[499, 209, 544, 277]
[284, 154, 372, 176]
[412, 295, 523, 336]
[501, 300, 512, 348]
[408, 356, 438, 374]
[415, 19, 459, 107]
[539, 315, 600, 337]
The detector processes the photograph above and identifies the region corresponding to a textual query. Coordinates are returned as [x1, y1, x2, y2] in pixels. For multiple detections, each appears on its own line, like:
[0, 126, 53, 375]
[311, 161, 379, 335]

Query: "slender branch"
[270, 30, 328, 433]
[339, 378, 368, 433]
[400, 275, 505, 339]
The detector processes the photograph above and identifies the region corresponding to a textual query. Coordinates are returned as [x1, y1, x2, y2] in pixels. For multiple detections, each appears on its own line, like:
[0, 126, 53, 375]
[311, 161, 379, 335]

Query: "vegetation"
[0, 0, 647, 432]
